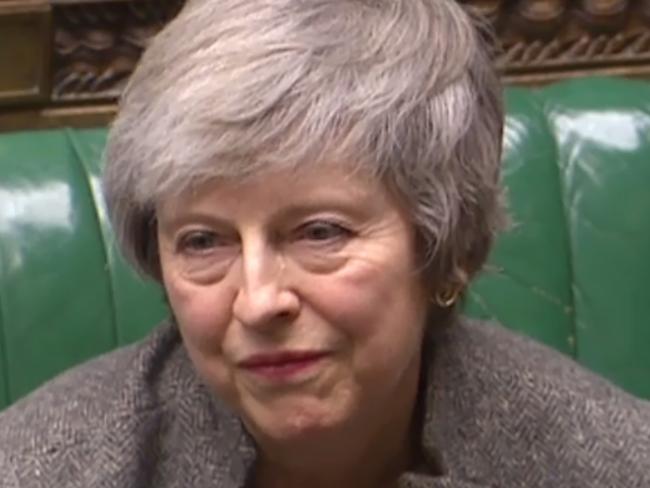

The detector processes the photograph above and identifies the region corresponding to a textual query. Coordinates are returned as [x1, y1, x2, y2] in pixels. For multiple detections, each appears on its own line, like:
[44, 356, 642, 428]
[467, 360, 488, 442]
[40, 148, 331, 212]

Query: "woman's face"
[157, 164, 429, 444]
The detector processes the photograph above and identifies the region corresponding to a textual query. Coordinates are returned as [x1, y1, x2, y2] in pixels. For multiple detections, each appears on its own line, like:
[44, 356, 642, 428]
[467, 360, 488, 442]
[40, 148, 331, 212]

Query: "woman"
[1, 0, 648, 487]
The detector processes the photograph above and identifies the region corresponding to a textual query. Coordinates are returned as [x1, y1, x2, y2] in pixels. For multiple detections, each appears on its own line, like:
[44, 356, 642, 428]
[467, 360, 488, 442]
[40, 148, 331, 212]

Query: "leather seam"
[64, 128, 120, 347]
[535, 89, 579, 360]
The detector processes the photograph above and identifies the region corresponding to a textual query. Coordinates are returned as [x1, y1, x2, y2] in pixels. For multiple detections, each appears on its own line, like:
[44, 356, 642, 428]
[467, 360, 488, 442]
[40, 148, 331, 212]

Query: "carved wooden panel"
[461, 0, 650, 84]
[0, 0, 649, 130]
[52, 0, 182, 102]
[0, 1, 51, 105]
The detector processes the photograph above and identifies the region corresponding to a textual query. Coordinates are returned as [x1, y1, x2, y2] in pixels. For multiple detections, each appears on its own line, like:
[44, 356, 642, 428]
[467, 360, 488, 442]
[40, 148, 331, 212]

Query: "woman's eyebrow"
[157, 211, 235, 234]
[272, 198, 376, 222]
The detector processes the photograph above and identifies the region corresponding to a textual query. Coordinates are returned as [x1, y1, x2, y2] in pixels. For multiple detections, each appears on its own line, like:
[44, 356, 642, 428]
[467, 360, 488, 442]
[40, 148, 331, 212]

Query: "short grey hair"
[103, 0, 506, 291]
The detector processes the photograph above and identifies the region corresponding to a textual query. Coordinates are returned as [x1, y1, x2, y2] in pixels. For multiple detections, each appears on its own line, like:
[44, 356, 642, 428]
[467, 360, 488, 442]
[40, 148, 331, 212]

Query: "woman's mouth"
[238, 351, 330, 381]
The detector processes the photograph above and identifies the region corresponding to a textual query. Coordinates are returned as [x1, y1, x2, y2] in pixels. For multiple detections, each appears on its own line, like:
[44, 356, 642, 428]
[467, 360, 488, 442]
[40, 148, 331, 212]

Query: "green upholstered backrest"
[0, 129, 168, 409]
[466, 78, 650, 398]
[1, 77, 649, 410]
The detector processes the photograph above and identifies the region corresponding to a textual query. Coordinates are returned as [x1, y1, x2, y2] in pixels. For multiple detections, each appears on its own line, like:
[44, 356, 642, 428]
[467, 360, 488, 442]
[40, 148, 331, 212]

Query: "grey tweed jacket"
[1, 319, 649, 488]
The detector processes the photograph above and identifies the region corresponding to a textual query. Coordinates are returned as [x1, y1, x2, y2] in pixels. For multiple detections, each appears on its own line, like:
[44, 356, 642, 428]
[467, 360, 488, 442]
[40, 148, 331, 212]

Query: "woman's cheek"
[167, 278, 232, 346]
[305, 262, 397, 335]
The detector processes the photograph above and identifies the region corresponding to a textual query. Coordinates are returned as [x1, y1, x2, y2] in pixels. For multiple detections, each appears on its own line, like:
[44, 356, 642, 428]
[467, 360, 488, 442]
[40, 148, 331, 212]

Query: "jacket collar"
[395, 322, 493, 488]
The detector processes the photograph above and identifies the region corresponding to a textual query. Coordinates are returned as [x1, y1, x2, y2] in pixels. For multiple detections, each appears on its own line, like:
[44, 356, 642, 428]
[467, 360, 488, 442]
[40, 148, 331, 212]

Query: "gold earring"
[435, 287, 459, 308]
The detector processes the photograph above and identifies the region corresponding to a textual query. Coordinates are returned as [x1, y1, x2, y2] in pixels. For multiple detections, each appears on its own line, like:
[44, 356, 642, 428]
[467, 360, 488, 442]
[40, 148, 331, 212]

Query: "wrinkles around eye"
[176, 230, 236, 255]
[172, 219, 354, 259]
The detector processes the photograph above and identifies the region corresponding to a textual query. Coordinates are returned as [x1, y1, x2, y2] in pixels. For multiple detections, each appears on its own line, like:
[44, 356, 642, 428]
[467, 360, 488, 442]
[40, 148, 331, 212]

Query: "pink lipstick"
[238, 351, 328, 380]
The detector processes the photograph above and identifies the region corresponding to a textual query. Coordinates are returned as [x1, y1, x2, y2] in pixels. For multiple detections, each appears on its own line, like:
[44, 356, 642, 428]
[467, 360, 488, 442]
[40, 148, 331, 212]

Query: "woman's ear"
[428, 261, 471, 311]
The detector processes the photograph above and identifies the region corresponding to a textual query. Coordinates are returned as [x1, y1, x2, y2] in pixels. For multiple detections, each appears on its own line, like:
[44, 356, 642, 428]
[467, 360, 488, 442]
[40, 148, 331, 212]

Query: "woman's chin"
[243, 395, 351, 445]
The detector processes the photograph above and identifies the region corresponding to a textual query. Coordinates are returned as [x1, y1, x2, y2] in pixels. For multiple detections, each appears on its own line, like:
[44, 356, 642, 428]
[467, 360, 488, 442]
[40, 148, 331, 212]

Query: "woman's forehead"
[155, 163, 394, 221]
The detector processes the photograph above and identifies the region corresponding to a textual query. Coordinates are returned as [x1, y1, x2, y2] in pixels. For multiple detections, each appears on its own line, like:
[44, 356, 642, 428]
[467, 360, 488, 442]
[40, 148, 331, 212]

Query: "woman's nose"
[232, 244, 300, 330]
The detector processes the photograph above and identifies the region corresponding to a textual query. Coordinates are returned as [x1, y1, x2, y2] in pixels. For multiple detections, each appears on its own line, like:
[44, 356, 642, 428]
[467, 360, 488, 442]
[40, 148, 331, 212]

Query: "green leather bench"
[1, 77, 649, 411]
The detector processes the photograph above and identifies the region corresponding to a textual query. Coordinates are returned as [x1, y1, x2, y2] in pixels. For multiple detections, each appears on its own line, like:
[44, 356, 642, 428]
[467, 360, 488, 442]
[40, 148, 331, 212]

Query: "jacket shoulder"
[431, 319, 650, 487]
[0, 323, 183, 487]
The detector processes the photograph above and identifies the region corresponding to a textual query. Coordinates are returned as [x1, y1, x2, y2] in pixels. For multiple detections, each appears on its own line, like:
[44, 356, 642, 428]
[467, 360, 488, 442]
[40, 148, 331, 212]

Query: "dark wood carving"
[1, 0, 649, 130]
[52, 0, 182, 101]
[465, 0, 650, 84]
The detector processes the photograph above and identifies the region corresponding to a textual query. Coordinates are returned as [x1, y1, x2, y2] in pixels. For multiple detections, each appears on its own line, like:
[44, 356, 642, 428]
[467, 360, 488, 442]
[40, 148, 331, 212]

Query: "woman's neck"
[253, 423, 413, 488]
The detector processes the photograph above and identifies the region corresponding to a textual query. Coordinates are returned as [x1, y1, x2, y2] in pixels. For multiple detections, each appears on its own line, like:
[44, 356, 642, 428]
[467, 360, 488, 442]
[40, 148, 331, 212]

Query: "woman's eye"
[297, 220, 352, 243]
[177, 231, 222, 254]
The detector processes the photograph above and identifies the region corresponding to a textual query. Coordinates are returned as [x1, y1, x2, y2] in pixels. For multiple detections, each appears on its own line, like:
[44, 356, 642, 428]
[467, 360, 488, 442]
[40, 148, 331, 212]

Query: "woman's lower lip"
[242, 357, 325, 381]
